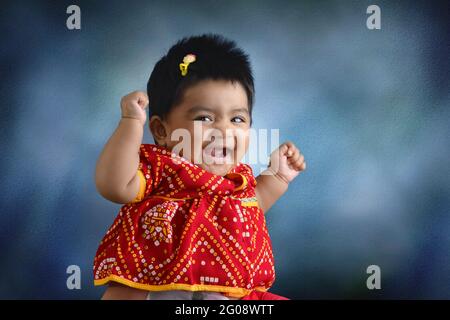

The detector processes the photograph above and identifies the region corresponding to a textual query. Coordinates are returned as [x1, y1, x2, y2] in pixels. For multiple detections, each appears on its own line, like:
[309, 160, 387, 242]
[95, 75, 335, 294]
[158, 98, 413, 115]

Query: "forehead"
[176, 79, 249, 112]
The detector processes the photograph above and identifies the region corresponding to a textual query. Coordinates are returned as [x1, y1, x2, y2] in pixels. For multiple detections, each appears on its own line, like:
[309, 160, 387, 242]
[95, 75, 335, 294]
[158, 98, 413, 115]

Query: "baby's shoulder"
[138, 144, 173, 165]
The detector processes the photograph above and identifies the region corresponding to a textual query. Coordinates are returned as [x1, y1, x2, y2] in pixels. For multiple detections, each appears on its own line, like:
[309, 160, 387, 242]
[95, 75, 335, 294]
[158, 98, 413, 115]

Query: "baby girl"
[93, 34, 306, 300]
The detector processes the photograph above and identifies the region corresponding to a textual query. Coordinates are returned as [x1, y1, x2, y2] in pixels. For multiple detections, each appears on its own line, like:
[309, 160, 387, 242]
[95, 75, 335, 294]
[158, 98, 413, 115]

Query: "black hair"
[147, 34, 254, 122]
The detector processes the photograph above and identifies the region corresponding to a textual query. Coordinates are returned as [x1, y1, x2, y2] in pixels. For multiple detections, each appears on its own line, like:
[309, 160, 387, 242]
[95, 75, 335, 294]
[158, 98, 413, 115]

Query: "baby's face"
[159, 79, 250, 176]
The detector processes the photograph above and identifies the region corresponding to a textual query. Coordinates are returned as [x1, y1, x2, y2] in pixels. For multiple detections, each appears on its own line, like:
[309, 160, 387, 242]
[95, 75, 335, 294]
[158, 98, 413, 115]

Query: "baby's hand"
[120, 91, 149, 126]
[268, 141, 306, 184]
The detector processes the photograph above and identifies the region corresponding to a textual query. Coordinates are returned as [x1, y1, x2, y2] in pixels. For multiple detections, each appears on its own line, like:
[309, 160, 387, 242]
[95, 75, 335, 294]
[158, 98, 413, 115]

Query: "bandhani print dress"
[93, 144, 286, 299]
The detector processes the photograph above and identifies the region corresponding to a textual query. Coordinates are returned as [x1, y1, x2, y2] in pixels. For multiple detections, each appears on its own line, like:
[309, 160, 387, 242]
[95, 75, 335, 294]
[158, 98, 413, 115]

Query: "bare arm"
[255, 169, 289, 213]
[95, 91, 149, 204]
[255, 142, 306, 213]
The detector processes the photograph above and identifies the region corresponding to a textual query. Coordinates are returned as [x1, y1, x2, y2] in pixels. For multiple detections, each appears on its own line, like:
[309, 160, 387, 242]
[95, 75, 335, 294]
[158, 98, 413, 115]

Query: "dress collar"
[148, 144, 250, 194]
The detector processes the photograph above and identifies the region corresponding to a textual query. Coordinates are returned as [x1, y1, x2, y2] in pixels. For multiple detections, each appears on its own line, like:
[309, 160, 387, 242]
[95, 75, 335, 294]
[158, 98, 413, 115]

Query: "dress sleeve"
[131, 170, 147, 203]
[130, 144, 163, 203]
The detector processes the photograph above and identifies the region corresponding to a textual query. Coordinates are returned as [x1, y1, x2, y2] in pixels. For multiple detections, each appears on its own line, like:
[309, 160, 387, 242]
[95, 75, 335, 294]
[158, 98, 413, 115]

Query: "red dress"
[93, 144, 282, 299]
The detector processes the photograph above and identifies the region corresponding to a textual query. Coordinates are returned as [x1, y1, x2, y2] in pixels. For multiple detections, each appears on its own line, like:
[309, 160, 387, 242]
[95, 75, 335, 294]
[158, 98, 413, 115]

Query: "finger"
[135, 92, 149, 108]
[289, 162, 301, 172]
[138, 98, 149, 109]
[128, 91, 142, 99]
[289, 153, 304, 165]
[287, 148, 295, 157]
[278, 143, 289, 157]
[287, 147, 300, 159]
[284, 141, 295, 156]
[288, 150, 301, 163]
[291, 155, 305, 169]
[279, 141, 296, 157]
[287, 143, 300, 158]
[298, 161, 306, 171]
[128, 91, 147, 101]
[285, 141, 294, 149]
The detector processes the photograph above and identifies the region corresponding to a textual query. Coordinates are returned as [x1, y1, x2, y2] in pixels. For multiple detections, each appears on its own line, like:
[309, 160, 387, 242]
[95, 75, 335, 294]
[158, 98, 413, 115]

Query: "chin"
[199, 163, 236, 176]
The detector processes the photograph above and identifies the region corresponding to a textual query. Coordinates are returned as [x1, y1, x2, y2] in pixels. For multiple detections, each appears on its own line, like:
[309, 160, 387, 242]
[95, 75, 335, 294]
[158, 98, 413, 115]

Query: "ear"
[149, 116, 169, 146]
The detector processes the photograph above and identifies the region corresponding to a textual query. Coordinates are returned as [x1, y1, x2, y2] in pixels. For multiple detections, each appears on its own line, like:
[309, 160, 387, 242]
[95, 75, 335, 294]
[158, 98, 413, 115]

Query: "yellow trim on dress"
[94, 275, 268, 298]
[242, 201, 258, 207]
[225, 172, 248, 192]
[241, 198, 259, 207]
[131, 170, 146, 203]
[229, 196, 259, 208]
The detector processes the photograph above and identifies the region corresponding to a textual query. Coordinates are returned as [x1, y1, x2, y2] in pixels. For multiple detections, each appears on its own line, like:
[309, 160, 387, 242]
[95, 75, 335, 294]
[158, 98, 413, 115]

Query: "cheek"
[164, 123, 196, 160]
[235, 131, 250, 160]
[165, 121, 195, 143]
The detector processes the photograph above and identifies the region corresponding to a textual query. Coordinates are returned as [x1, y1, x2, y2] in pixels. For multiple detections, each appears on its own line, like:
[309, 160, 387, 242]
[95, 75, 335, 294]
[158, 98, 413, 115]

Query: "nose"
[213, 118, 231, 137]
[205, 119, 235, 148]
[215, 119, 236, 142]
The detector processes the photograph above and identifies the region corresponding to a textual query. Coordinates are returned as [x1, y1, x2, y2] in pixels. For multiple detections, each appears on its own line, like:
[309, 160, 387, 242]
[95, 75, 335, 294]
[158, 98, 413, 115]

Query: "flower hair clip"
[179, 54, 196, 76]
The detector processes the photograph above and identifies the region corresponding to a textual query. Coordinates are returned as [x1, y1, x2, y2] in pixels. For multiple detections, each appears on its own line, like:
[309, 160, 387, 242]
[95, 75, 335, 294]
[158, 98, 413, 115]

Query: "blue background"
[0, 0, 449, 299]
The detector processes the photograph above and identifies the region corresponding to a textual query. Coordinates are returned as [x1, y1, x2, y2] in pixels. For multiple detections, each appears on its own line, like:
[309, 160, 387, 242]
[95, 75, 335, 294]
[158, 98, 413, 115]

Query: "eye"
[194, 115, 213, 122]
[231, 116, 246, 123]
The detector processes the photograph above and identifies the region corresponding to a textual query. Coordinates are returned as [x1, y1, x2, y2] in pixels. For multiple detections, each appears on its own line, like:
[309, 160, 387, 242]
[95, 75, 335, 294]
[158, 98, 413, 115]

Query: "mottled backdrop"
[0, 0, 449, 299]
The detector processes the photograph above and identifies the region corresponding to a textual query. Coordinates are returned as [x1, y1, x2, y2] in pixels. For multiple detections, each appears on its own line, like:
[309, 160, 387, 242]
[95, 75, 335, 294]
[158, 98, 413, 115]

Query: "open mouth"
[202, 146, 234, 164]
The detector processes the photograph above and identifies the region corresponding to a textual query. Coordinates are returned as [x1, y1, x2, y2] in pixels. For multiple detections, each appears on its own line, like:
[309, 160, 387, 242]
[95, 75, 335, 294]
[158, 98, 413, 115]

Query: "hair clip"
[179, 54, 196, 76]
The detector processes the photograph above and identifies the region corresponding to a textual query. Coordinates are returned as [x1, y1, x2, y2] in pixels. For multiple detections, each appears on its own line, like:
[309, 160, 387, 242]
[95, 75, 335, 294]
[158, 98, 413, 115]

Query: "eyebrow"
[187, 105, 250, 116]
